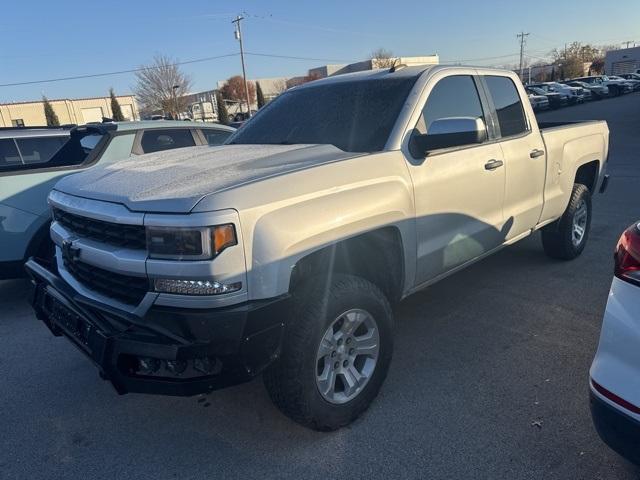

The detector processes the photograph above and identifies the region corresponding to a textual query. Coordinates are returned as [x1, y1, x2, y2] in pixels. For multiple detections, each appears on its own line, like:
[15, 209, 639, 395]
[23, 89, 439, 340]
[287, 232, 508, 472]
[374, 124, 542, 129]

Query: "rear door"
[481, 75, 546, 240]
[403, 72, 506, 285]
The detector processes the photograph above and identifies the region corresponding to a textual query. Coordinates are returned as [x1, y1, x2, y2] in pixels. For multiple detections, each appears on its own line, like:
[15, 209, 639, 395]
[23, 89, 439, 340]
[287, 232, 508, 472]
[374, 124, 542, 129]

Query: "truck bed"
[538, 119, 609, 224]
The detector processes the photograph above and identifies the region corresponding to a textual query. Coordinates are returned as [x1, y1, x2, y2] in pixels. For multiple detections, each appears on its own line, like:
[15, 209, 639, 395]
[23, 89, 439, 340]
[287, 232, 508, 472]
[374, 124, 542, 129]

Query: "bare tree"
[370, 48, 396, 68]
[220, 75, 256, 112]
[272, 79, 287, 95]
[550, 42, 603, 79]
[134, 55, 192, 118]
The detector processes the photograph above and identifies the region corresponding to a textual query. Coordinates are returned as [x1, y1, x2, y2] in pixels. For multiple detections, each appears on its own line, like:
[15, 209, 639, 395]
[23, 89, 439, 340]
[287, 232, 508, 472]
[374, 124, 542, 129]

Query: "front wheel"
[541, 183, 592, 260]
[264, 274, 394, 431]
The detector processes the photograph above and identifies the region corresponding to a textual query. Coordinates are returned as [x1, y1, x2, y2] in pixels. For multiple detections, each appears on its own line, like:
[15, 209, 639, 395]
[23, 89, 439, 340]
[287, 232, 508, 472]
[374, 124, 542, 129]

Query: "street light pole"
[232, 15, 252, 119]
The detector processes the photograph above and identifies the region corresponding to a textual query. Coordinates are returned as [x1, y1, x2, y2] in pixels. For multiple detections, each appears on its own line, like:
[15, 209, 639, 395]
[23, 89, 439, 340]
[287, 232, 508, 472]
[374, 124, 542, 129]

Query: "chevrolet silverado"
[26, 65, 610, 430]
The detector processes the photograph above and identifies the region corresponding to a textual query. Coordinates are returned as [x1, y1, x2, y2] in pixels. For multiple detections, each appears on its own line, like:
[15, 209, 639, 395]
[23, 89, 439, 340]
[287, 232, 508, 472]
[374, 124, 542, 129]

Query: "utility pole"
[517, 32, 530, 82]
[172, 85, 180, 120]
[623, 40, 636, 49]
[232, 15, 252, 119]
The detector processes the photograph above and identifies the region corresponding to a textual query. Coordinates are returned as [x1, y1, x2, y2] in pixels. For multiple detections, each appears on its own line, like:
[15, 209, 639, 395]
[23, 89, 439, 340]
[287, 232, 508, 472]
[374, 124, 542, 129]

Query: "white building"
[605, 46, 640, 75]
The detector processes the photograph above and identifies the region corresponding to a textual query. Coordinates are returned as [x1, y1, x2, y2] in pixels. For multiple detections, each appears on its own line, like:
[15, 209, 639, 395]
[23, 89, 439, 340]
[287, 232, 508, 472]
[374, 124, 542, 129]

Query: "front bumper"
[591, 389, 640, 465]
[25, 258, 288, 396]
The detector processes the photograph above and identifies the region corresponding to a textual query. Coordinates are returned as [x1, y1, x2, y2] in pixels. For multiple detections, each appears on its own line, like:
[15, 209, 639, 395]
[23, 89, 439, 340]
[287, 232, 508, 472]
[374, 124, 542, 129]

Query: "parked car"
[619, 72, 640, 83]
[0, 120, 235, 279]
[26, 65, 609, 431]
[564, 80, 609, 100]
[572, 76, 630, 96]
[525, 86, 568, 109]
[528, 92, 550, 111]
[590, 222, 640, 465]
[609, 75, 640, 91]
[530, 82, 581, 104]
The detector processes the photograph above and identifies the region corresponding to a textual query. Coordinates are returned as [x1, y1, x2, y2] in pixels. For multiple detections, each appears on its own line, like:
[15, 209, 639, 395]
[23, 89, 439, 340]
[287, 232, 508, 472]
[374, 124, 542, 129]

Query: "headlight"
[146, 224, 237, 260]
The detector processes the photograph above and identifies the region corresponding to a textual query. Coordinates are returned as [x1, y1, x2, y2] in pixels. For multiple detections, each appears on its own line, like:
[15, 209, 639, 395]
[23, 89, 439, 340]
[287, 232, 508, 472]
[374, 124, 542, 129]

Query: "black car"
[525, 86, 568, 109]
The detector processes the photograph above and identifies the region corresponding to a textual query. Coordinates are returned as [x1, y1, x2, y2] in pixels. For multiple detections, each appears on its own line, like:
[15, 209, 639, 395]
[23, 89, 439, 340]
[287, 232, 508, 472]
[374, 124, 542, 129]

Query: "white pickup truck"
[26, 65, 609, 431]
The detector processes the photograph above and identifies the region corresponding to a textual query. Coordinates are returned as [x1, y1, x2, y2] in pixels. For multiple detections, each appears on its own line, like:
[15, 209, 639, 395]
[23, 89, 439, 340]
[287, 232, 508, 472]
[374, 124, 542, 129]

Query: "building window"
[11, 119, 25, 127]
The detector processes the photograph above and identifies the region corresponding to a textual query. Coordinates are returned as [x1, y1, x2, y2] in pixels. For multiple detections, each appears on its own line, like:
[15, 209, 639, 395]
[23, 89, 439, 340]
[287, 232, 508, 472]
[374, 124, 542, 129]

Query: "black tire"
[541, 183, 592, 260]
[264, 274, 394, 431]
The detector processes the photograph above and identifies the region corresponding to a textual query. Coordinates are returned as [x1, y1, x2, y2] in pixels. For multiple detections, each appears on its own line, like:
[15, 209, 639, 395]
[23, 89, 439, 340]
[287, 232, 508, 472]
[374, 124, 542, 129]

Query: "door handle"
[484, 159, 504, 170]
[530, 148, 545, 158]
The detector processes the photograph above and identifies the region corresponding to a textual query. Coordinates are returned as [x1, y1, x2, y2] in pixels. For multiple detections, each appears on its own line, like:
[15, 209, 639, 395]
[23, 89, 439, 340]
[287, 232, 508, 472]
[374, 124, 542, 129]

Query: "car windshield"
[227, 75, 419, 152]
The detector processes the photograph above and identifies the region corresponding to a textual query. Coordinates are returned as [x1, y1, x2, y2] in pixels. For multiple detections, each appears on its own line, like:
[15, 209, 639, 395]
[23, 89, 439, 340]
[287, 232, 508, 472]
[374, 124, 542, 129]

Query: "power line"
[0, 53, 239, 88]
[0, 52, 354, 88]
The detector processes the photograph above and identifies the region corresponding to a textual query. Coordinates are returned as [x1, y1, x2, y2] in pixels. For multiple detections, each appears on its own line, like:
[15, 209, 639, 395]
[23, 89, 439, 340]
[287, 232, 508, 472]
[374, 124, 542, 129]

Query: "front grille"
[53, 208, 146, 250]
[63, 257, 149, 305]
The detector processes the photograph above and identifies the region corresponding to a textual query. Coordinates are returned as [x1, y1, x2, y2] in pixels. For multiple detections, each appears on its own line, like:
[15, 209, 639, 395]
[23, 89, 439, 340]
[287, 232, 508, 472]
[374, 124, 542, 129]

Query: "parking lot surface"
[1, 94, 639, 479]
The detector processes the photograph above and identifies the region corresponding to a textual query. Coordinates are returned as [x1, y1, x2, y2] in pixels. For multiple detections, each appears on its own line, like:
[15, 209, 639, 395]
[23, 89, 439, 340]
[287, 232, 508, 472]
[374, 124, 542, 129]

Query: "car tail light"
[614, 222, 640, 286]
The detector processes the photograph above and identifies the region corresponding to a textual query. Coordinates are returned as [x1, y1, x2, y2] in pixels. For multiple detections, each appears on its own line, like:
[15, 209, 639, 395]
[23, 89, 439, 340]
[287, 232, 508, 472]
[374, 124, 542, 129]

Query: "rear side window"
[141, 129, 195, 153]
[0, 139, 22, 169]
[15, 136, 67, 165]
[416, 75, 485, 135]
[202, 129, 232, 145]
[484, 76, 528, 137]
[0, 136, 69, 172]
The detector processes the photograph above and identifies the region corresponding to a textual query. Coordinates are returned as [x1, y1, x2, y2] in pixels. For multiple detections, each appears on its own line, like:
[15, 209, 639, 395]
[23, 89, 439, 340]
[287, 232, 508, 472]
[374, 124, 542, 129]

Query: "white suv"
[590, 222, 640, 465]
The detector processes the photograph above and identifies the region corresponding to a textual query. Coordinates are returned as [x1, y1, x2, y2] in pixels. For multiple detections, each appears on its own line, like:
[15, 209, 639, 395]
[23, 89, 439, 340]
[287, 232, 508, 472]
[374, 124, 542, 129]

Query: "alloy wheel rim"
[315, 308, 380, 404]
[572, 199, 588, 247]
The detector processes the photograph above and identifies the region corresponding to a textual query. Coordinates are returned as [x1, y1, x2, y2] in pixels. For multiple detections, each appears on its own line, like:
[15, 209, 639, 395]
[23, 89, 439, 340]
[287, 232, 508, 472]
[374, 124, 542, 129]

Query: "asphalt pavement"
[1, 93, 639, 479]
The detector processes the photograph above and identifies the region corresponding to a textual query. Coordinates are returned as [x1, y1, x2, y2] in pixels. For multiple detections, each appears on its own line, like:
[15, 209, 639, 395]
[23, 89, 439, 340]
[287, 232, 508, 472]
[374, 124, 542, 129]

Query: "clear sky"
[1, 0, 638, 102]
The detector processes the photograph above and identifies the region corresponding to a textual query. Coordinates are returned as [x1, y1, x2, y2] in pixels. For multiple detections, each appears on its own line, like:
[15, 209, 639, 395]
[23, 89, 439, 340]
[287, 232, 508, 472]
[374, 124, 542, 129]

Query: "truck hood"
[54, 144, 361, 213]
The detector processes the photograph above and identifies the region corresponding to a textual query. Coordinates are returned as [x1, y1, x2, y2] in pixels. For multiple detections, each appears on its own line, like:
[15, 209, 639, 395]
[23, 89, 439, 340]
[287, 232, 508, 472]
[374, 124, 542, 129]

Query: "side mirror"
[409, 117, 487, 157]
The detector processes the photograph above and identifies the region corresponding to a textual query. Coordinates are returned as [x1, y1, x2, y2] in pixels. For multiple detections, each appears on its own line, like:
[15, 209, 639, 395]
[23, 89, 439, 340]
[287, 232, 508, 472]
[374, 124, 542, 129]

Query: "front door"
[404, 74, 507, 285]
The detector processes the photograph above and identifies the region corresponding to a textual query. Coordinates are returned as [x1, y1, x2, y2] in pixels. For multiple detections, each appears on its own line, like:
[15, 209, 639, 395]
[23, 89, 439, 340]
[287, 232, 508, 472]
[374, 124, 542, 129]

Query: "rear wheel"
[264, 274, 394, 431]
[541, 183, 591, 260]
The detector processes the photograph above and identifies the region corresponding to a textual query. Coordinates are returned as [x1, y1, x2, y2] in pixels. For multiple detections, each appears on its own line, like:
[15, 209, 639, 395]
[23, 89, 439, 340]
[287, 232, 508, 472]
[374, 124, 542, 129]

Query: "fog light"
[138, 357, 161, 374]
[196, 357, 214, 375]
[194, 357, 222, 375]
[154, 279, 242, 295]
[166, 360, 187, 375]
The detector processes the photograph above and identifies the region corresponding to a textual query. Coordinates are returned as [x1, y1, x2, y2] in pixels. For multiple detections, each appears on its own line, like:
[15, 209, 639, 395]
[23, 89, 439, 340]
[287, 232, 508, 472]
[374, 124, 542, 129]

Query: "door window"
[202, 129, 232, 145]
[16, 136, 68, 165]
[140, 129, 196, 153]
[416, 75, 485, 138]
[0, 139, 22, 169]
[484, 76, 529, 138]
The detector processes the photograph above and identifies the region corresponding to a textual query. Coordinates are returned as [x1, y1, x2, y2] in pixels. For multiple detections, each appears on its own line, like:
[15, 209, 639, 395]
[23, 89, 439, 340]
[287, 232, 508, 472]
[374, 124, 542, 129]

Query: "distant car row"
[525, 74, 640, 111]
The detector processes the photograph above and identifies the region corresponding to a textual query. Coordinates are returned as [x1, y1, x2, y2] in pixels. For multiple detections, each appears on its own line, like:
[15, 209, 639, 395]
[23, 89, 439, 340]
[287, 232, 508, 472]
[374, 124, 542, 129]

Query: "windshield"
[228, 76, 419, 152]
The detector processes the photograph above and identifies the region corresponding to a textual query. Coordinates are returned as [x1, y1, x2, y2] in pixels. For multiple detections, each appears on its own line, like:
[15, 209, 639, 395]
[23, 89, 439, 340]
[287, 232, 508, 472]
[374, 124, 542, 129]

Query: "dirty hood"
[54, 144, 359, 212]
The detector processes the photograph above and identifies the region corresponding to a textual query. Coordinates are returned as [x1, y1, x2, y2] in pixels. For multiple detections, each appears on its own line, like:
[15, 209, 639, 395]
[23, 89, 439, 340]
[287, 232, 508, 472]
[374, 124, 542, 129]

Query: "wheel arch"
[289, 226, 406, 304]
